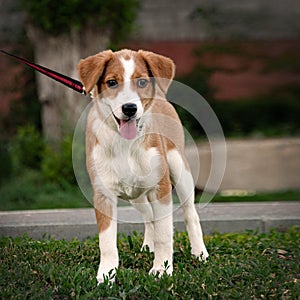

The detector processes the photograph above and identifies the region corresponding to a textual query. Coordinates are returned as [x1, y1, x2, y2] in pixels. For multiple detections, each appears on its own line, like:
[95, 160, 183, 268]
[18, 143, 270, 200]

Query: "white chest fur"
[91, 139, 162, 201]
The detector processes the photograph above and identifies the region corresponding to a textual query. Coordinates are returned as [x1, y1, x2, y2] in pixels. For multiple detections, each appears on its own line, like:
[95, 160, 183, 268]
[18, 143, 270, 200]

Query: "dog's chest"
[92, 143, 162, 200]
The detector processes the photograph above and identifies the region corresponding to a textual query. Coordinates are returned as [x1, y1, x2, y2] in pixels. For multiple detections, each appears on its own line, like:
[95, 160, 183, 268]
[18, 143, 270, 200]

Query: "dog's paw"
[97, 267, 117, 285]
[149, 262, 173, 277]
[194, 249, 209, 262]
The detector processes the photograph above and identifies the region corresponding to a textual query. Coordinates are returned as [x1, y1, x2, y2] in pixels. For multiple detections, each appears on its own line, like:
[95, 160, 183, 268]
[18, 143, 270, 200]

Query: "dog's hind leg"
[167, 149, 209, 260]
[130, 196, 154, 252]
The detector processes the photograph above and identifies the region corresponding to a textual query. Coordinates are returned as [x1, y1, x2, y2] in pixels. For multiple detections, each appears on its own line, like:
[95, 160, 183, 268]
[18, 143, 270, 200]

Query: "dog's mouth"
[113, 114, 140, 140]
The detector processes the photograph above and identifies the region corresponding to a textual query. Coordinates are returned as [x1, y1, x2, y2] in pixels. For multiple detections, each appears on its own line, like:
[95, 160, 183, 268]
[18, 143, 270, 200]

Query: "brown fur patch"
[98, 56, 125, 98]
[149, 100, 184, 152]
[94, 193, 113, 233]
[157, 168, 172, 204]
[78, 50, 113, 93]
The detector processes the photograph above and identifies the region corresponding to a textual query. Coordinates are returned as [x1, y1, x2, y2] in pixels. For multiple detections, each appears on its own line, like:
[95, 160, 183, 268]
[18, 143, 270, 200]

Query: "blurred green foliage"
[11, 125, 45, 170]
[21, 0, 140, 45]
[42, 135, 76, 186]
[0, 169, 88, 210]
[211, 88, 300, 137]
[6, 124, 75, 186]
[0, 142, 12, 184]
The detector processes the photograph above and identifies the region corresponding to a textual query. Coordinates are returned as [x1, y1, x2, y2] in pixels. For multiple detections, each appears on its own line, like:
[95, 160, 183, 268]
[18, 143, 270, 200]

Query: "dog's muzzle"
[113, 103, 140, 140]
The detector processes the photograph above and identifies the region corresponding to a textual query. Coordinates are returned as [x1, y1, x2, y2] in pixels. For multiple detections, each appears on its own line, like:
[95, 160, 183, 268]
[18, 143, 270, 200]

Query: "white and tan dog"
[78, 49, 208, 283]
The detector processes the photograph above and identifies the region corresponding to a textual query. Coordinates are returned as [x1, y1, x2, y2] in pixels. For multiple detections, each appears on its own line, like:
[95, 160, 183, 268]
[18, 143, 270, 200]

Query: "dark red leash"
[0, 49, 86, 95]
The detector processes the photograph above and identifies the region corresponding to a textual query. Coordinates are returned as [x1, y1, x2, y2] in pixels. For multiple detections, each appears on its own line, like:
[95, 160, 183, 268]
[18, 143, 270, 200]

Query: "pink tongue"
[119, 119, 137, 140]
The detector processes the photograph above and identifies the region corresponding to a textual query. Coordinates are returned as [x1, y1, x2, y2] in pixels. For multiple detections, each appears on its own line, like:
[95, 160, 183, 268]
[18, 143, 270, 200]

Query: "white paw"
[149, 263, 173, 277]
[194, 248, 209, 262]
[97, 266, 117, 284]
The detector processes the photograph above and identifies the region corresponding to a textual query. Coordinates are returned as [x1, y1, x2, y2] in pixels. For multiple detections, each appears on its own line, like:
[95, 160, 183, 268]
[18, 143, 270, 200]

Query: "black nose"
[122, 103, 137, 118]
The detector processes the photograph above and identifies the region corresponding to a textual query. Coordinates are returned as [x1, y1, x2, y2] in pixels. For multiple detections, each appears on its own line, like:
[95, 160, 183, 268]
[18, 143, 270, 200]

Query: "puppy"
[78, 49, 208, 283]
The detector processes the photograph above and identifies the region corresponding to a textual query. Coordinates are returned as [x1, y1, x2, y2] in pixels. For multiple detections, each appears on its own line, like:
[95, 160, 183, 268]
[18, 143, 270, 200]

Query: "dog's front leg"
[149, 196, 173, 276]
[94, 194, 118, 284]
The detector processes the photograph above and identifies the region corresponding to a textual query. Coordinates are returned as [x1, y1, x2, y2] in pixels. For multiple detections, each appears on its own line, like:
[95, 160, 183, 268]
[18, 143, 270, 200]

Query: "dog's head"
[78, 49, 175, 140]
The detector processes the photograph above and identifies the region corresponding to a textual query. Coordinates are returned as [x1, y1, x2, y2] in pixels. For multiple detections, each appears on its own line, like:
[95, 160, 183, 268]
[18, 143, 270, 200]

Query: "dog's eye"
[106, 79, 118, 89]
[137, 78, 149, 88]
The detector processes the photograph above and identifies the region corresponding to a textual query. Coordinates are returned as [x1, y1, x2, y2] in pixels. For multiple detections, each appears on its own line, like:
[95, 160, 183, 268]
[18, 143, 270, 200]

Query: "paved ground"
[0, 202, 299, 240]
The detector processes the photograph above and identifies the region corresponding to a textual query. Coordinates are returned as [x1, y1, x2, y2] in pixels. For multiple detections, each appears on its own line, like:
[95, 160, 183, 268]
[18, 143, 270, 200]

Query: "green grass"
[1, 228, 299, 299]
[198, 190, 300, 204]
[0, 169, 91, 211]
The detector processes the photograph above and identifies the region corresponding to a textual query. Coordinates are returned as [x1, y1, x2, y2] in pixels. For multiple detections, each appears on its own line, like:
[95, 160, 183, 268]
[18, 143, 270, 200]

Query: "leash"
[0, 49, 86, 96]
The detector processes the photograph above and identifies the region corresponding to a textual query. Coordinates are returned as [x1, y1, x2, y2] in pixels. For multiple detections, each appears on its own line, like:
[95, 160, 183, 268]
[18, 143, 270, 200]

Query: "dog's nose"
[122, 103, 137, 118]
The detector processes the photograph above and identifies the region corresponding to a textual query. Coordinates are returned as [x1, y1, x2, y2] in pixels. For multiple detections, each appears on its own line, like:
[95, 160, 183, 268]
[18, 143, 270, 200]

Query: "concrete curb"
[0, 202, 299, 240]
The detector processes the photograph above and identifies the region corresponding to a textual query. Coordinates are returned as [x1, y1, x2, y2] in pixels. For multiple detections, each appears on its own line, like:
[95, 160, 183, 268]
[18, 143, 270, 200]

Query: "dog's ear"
[78, 50, 114, 93]
[138, 50, 175, 94]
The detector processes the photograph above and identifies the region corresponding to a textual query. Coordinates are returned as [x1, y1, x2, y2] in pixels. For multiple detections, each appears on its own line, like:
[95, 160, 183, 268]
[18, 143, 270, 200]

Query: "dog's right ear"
[78, 50, 114, 94]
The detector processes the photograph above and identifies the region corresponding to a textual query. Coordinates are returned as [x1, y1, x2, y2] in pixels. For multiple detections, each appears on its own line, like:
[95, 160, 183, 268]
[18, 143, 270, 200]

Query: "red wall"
[126, 40, 300, 101]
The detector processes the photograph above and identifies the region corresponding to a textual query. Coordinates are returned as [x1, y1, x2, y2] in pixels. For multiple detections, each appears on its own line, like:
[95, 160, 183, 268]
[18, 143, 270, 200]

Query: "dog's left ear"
[138, 50, 175, 94]
[78, 50, 114, 93]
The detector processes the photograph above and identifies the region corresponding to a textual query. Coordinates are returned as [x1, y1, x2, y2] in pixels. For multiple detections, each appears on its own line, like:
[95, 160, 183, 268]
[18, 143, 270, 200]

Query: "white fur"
[149, 200, 173, 276]
[92, 141, 162, 201]
[121, 57, 135, 82]
[97, 202, 118, 283]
